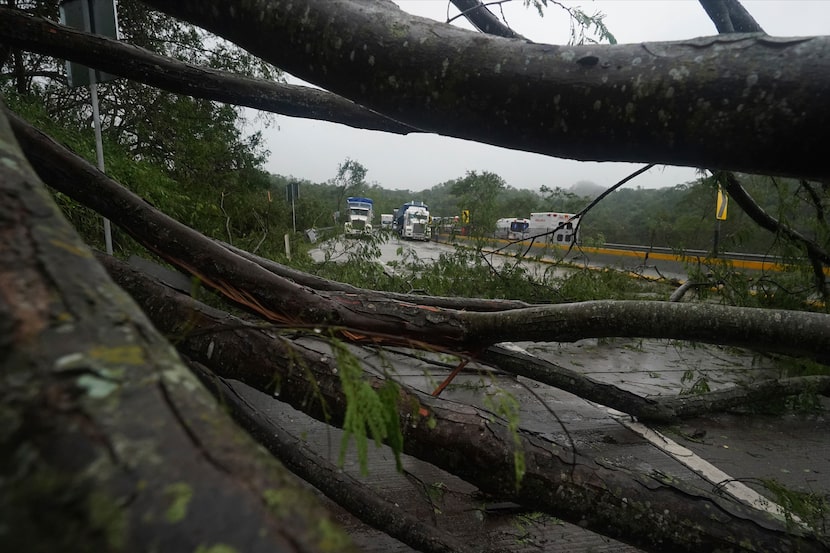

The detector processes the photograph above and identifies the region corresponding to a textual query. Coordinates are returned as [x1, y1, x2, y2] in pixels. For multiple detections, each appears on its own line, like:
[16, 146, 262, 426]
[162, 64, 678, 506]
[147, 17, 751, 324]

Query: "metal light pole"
[89, 81, 112, 254]
[287, 181, 299, 233]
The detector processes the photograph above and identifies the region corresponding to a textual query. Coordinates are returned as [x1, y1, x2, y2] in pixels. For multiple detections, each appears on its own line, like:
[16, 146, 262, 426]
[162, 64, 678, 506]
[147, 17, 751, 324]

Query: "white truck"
[344, 196, 374, 236]
[380, 213, 394, 230]
[397, 202, 430, 241]
[528, 212, 580, 244]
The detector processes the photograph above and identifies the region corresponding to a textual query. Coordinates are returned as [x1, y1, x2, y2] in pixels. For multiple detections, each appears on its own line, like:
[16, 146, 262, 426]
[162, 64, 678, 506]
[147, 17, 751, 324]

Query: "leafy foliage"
[332, 339, 403, 474]
[523, 0, 617, 44]
[450, 170, 506, 237]
[2, 0, 288, 257]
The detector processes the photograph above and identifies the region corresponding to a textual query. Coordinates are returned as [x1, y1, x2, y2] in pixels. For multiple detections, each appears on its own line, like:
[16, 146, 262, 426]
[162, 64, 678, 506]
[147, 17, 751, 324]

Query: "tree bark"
[0, 107, 357, 553]
[141, 0, 830, 180]
[98, 253, 829, 553]
[9, 110, 830, 362]
[0, 6, 414, 134]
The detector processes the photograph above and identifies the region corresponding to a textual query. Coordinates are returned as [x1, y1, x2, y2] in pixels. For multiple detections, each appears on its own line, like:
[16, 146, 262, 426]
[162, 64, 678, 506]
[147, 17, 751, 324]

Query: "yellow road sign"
[716, 187, 728, 220]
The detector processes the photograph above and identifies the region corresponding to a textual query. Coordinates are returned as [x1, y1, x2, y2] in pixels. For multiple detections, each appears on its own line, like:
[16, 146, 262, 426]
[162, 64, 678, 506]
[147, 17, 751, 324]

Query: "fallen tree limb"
[483, 344, 830, 422]
[481, 344, 677, 422]
[11, 110, 830, 362]
[660, 374, 830, 418]
[99, 254, 830, 553]
[0, 7, 414, 135]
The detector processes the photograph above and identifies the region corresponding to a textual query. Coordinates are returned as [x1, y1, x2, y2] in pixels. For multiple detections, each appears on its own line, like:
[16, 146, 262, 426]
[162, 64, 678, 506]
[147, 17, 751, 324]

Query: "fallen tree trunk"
[483, 343, 830, 421]
[99, 253, 829, 553]
[10, 110, 830, 362]
[0, 107, 356, 553]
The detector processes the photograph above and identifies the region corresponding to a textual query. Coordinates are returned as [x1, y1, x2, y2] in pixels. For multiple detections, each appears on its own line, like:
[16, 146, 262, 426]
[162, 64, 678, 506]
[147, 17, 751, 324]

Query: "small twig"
[431, 355, 474, 396]
[219, 190, 233, 245]
[251, 209, 269, 254]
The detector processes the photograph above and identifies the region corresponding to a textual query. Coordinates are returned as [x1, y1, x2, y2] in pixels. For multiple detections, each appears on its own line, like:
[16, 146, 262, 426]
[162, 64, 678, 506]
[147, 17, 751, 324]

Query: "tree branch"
[718, 171, 830, 267]
[0, 6, 415, 134]
[0, 102, 357, 553]
[698, 0, 764, 33]
[187, 357, 480, 553]
[449, 0, 524, 39]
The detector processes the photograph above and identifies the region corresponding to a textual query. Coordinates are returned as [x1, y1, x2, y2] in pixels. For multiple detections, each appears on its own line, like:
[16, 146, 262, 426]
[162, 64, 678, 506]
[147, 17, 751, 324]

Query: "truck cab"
[400, 205, 430, 241]
[345, 196, 374, 236]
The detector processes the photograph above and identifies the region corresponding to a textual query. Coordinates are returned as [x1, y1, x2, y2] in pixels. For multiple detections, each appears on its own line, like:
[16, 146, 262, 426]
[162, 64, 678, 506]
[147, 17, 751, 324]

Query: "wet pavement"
[312, 233, 690, 282]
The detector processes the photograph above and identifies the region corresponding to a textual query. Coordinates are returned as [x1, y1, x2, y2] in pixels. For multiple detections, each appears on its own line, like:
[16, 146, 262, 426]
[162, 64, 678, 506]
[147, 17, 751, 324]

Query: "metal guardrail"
[601, 243, 783, 264]
[432, 231, 803, 273]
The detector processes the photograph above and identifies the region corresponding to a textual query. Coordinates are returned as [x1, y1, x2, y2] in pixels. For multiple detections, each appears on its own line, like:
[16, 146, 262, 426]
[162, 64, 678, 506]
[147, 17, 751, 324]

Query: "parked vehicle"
[345, 196, 374, 236]
[380, 213, 394, 230]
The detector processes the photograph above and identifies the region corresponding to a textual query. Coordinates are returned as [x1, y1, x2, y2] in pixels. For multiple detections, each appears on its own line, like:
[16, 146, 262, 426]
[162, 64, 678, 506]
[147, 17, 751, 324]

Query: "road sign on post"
[59, 0, 119, 254]
[713, 185, 728, 257]
[716, 186, 728, 221]
[59, 0, 118, 87]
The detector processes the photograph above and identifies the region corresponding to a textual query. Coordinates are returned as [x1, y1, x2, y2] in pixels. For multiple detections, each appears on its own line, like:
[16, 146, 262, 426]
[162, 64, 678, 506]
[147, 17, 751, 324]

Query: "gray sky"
[257, 1, 829, 192]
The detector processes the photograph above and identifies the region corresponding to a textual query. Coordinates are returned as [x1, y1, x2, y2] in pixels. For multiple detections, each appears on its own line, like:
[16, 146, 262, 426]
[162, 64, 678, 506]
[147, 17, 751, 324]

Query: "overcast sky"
[256, 1, 830, 192]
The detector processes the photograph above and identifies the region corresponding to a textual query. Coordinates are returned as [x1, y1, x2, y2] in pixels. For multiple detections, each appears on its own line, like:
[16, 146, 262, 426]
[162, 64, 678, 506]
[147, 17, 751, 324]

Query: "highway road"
[313, 232, 692, 282]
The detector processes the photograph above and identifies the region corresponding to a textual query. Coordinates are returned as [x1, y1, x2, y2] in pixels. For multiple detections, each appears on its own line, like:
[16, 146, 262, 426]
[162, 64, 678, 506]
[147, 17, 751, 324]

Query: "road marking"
[608, 411, 803, 526]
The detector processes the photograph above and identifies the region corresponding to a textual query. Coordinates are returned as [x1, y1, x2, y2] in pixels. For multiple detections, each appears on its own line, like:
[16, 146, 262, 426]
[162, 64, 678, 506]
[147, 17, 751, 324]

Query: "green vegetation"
[3, 0, 288, 260]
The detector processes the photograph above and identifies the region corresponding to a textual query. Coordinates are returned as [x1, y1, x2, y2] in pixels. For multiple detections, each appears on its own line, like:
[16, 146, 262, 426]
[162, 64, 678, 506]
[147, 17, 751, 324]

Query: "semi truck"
[380, 213, 394, 230]
[344, 196, 374, 236]
[395, 201, 430, 241]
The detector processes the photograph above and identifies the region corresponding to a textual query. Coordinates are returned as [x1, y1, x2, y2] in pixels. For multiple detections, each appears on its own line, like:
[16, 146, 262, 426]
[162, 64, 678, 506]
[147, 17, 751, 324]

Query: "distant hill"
[569, 180, 605, 198]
